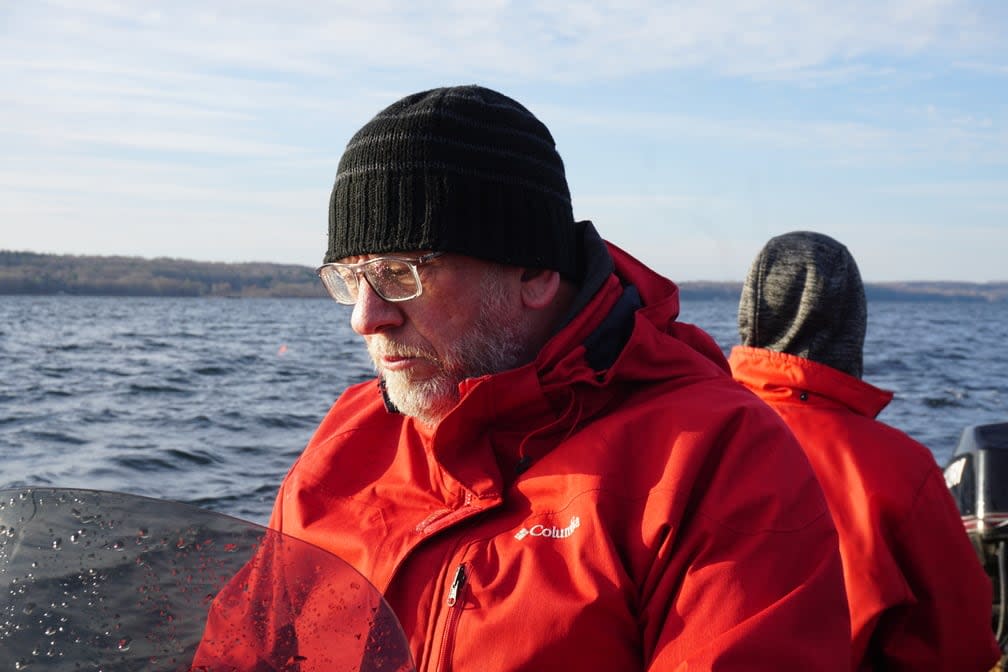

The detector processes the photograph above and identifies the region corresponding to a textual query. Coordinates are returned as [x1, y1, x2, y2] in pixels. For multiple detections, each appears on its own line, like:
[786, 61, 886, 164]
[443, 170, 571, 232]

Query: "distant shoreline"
[2, 250, 1005, 302]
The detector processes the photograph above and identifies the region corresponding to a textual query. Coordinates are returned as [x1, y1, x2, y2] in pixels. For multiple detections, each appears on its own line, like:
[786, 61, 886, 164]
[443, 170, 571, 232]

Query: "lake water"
[1, 295, 1005, 525]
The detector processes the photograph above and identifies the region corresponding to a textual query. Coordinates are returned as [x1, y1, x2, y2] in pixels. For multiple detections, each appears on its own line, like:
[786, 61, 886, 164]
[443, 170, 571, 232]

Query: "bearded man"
[196, 85, 851, 671]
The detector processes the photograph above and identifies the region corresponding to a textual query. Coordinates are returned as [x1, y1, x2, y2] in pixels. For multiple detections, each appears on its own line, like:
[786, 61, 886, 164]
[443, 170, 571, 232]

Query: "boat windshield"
[0, 487, 415, 671]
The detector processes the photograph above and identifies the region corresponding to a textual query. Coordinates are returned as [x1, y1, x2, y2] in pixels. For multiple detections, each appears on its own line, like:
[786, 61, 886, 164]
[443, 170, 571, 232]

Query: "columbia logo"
[514, 515, 581, 541]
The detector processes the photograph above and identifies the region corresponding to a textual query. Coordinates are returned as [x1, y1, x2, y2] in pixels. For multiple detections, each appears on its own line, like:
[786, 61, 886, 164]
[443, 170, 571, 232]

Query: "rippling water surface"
[2, 295, 1005, 524]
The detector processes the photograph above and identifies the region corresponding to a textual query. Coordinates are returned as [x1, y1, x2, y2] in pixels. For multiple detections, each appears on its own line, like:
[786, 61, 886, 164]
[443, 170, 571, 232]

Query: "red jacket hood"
[728, 345, 892, 418]
[438, 240, 733, 478]
[516, 239, 729, 390]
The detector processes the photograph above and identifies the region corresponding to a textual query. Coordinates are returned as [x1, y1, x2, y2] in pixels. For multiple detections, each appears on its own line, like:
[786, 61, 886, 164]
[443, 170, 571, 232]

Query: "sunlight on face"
[376, 265, 530, 425]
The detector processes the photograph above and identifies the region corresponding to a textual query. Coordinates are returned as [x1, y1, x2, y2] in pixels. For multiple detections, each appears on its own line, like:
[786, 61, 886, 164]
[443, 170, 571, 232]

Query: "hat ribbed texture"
[326, 85, 578, 278]
[738, 231, 867, 379]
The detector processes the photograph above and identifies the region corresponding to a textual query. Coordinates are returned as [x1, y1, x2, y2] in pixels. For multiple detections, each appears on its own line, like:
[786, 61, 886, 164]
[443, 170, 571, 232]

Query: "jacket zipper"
[435, 563, 468, 671]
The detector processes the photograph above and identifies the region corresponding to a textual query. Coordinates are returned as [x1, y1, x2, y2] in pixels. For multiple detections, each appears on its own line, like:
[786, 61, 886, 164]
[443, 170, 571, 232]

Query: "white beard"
[374, 267, 530, 426]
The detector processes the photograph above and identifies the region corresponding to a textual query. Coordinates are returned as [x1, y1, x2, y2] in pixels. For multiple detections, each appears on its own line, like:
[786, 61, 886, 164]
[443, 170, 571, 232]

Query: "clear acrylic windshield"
[0, 487, 415, 672]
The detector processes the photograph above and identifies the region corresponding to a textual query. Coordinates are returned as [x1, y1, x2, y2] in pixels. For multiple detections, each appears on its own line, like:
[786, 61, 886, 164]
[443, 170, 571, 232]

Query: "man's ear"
[519, 268, 562, 309]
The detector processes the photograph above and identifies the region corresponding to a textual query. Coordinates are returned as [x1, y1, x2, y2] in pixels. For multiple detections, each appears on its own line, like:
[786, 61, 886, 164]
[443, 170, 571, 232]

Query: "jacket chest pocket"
[426, 514, 639, 672]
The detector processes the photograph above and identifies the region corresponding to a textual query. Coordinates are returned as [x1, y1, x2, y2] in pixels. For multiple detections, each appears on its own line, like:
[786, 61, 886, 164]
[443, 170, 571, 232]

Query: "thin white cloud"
[0, 169, 322, 210]
[874, 179, 1008, 200]
[5, 1, 1002, 83]
[545, 100, 1008, 170]
[2, 0, 1005, 280]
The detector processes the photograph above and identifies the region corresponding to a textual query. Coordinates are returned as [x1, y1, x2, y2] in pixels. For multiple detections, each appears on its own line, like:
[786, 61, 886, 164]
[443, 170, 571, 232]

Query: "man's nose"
[350, 276, 404, 335]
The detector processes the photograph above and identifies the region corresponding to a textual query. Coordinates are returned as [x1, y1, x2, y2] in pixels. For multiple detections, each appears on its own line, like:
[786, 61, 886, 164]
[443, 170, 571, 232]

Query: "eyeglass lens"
[324, 258, 420, 303]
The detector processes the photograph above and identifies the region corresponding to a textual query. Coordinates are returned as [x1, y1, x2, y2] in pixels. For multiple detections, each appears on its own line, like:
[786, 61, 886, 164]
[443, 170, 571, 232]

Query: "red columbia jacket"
[197, 241, 850, 671]
[730, 345, 1000, 671]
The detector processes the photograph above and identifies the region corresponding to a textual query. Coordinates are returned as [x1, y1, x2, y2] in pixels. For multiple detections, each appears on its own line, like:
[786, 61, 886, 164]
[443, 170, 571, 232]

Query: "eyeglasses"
[316, 252, 445, 305]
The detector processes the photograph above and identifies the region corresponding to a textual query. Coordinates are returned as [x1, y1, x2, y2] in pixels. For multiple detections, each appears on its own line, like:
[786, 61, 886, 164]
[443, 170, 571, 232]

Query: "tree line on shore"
[0, 250, 327, 298]
[1, 250, 1005, 302]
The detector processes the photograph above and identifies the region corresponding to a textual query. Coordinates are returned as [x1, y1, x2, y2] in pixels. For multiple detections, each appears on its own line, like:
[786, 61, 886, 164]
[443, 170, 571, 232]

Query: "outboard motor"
[945, 422, 1008, 649]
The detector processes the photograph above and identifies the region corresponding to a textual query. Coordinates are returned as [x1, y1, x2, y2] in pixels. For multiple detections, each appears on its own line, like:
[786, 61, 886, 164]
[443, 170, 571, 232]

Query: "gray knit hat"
[738, 231, 867, 378]
[326, 85, 579, 279]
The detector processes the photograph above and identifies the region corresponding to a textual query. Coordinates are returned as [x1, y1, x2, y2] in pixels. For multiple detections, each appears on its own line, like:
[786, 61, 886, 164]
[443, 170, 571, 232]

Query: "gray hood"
[738, 231, 866, 379]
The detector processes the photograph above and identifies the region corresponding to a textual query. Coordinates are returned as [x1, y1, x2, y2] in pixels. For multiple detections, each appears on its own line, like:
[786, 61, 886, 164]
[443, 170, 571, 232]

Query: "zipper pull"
[446, 564, 467, 607]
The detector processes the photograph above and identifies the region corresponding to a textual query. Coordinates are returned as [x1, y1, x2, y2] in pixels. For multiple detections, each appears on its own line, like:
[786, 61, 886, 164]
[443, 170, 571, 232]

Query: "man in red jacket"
[728, 230, 1000, 671]
[196, 87, 850, 670]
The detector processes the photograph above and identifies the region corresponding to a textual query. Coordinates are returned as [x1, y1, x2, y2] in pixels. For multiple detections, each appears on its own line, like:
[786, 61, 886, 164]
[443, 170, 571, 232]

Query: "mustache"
[368, 340, 437, 361]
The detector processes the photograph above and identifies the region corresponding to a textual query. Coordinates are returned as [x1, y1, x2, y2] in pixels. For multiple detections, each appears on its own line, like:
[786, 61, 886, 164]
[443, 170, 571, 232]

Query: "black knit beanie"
[738, 231, 867, 379]
[326, 85, 579, 279]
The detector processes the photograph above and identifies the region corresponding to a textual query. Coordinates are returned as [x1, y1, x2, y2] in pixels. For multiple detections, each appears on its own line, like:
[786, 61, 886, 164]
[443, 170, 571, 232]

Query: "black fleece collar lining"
[582, 285, 641, 372]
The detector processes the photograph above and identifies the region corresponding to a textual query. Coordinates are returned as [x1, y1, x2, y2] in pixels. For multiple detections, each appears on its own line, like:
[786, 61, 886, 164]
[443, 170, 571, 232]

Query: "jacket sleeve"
[871, 469, 1000, 671]
[641, 409, 853, 670]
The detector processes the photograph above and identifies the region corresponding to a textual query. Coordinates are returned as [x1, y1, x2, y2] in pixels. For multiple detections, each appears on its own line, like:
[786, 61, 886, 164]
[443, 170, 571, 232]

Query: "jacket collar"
[728, 345, 892, 418]
[382, 224, 735, 496]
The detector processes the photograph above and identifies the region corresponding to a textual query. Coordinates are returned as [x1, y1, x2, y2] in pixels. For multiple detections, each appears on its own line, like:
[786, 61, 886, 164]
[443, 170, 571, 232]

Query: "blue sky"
[2, 1, 1006, 282]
